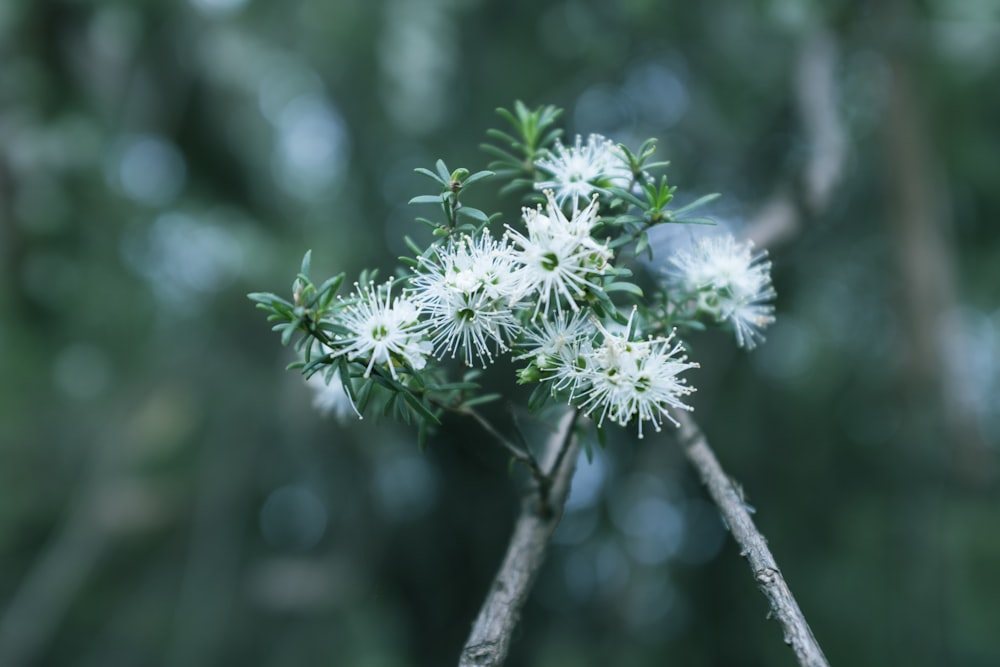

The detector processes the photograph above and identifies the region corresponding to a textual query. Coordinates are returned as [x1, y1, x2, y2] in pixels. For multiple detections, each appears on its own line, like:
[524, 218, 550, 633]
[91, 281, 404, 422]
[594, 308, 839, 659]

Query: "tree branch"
[674, 411, 830, 667]
[458, 409, 580, 667]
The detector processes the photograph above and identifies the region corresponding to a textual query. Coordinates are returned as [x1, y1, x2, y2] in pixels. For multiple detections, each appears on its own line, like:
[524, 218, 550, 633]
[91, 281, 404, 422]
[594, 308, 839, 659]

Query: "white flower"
[668, 234, 776, 349]
[306, 368, 361, 422]
[410, 230, 520, 366]
[409, 230, 521, 367]
[516, 311, 596, 396]
[517, 311, 593, 369]
[534, 134, 632, 212]
[333, 280, 431, 379]
[576, 313, 697, 438]
[506, 191, 613, 319]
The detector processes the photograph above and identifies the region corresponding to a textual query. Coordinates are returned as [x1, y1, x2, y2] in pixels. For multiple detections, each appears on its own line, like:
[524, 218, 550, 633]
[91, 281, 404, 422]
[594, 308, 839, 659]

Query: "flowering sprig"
[249, 102, 801, 665]
[250, 101, 776, 446]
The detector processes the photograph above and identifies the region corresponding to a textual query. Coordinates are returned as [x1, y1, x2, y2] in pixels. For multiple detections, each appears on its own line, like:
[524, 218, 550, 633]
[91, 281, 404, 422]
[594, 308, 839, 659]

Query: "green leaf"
[317, 273, 345, 295]
[401, 390, 441, 424]
[300, 250, 312, 276]
[607, 188, 646, 209]
[247, 292, 286, 306]
[610, 214, 645, 226]
[456, 207, 489, 223]
[383, 392, 399, 418]
[414, 167, 447, 186]
[485, 128, 520, 146]
[606, 308, 630, 326]
[635, 233, 651, 258]
[461, 393, 502, 408]
[462, 170, 494, 187]
[527, 382, 551, 412]
[605, 281, 644, 298]
[435, 159, 450, 183]
[672, 216, 718, 226]
[356, 379, 374, 414]
[408, 194, 445, 205]
[338, 357, 358, 405]
[480, 143, 520, 164]
[670, 193, 720, 218]
[280, 321, 299, 346]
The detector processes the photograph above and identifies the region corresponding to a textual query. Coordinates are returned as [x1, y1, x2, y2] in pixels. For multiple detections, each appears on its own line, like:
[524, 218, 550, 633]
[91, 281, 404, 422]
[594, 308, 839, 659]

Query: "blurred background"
[1, 0, 998, 665]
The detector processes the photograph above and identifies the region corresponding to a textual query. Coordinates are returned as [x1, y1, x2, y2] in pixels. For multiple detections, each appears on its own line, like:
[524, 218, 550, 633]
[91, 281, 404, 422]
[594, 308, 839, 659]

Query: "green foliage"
[409, 159, 497, 239]
[482, 101, 564, 196]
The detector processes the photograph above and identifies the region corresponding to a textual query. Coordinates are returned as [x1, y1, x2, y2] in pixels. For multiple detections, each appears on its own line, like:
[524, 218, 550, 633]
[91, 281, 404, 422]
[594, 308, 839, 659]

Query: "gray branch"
[748, 30, 846, 249]
[459, 410, 579, 667]
[675, 411, 830, 667]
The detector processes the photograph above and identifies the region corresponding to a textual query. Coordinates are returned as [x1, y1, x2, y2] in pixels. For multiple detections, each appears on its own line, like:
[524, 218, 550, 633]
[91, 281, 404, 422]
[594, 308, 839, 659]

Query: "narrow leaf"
[409, 194, 445, 205]
[669, 193, 721, 217]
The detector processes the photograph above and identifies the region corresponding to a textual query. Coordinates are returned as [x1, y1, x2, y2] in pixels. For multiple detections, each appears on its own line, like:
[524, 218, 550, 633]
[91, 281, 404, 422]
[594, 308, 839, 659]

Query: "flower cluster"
[410, 230, 521, 366]
[534, 134, 632, 211]
[666, 234, 776, 349]
[518, 311, 697, 438]
[253, 102, 777, 439]
[334, 280, 430, 379]
[505, 192, 612, 319]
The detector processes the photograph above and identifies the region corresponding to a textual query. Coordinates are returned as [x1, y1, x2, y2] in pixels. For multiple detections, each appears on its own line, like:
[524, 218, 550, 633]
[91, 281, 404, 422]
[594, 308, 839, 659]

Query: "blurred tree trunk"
[880, 6, 958, 666]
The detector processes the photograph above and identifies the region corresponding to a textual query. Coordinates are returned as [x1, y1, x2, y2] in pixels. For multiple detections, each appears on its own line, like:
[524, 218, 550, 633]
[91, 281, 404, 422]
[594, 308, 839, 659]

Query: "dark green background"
[1, 0, 998, 665]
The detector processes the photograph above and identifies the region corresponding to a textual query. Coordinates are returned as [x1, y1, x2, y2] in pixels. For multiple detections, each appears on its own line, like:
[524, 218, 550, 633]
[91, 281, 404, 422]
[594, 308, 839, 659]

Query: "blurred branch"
[458, 409, 580, 667]
[878, 20, 964, 665]
[0, 493, 107, 667]
[0, 398, 175, 666]
[163, 414, 254, 667]
[882, 49, 993, 477]
[748, 30, 846, 248]
[0, 155, 21, 296]
[675, 411, 830, 667]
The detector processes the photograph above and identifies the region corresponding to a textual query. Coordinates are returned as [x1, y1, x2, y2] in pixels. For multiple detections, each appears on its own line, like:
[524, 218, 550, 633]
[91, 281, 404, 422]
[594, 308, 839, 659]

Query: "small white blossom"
[409, 230, 521, 366]
[668, 234, 776, 349]
[516, 311, 596, 396]
[306, 368, 361, 422]
[333, 280, 431, 379]
[535, 134, 632, 212]
[576, 313, 697, 438]
[506, 192, 613, 319]
[517, 311, 593, 369]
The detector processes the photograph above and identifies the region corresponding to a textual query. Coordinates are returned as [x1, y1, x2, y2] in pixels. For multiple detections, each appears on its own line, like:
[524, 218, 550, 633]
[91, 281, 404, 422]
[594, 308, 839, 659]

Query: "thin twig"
[0, 496, 106, 666]
[454, 405, 545, 485]
[458, 409, 580, 667]
[674, 411, 830, 667]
